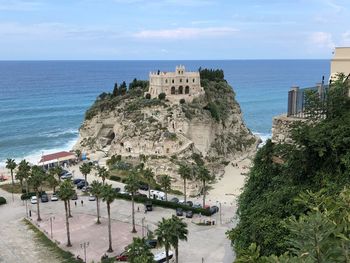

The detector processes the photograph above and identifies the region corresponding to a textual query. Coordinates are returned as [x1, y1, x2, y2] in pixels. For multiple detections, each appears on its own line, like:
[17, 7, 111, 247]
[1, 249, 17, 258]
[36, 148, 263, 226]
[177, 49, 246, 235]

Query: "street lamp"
[80, 241, 89, 263]
[216, 201, 222, 225]
[48, 216, 55, 238]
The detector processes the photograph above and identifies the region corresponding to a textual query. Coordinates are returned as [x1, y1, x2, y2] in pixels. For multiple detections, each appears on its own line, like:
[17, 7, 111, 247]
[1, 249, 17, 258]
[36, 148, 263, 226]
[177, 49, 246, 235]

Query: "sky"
[0, 0, 349, 60]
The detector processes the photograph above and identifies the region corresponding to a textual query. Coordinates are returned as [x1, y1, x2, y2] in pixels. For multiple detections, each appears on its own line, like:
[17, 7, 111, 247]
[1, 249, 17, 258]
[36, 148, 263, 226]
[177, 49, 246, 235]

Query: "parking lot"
[25, 176, 236, 263]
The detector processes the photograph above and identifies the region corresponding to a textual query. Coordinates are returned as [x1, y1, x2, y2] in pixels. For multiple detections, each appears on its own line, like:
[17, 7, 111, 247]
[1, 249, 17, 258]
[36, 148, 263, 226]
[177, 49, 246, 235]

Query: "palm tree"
[196, 165, 213, 208]
[58, 180, 75, 247]
[18, 159, 31, 201]
[90, 180, 103, 224]
[101, 184, 117, 252]
[178, 163, 192, 203]
[155, 218, 173, 263]
[79, 162, 92, 188]
[6, 158, 17, 199]
[143, 168, 154, 198]
[159, 174, 171, 201]
[29, 166, 45, 221]
[47, 169, 59, 193]
[169, 215, 188, 263]
[54, 165, 63, 182]
[125, 170, 140, 233]
[97, 166, 109, 185]
[74, 149, 81, 160]
[126, 237, 155, 263]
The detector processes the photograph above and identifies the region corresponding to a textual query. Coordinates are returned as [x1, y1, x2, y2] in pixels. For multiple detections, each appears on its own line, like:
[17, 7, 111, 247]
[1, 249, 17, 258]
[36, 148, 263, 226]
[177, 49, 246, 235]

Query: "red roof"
[39, 151, 75, 163]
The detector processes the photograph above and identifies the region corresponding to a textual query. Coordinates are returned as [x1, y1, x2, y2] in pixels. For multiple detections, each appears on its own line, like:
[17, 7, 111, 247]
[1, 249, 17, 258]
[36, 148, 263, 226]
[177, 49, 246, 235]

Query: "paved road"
[0, 189, 61, 263]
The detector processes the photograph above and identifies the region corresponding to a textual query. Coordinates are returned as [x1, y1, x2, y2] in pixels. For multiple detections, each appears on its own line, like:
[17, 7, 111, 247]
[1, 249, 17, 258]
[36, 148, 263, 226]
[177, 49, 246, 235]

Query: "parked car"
[116, 251, 128, 261]
[51, 194, 58, 201]
[60, 172, 72, 180]
[186, 210, 193, 218]
[145, 201, 153, 211]
[145, 239, 157, 248]
[88, 194, 96, 201]
[41, 194, 49, 202]
[186, 201, 193, 207]
[209, 207, 217, 215]
[113, 187, 121, 193]
[71, 193, 78, 200]
[82, 186, 92, 192]
[139, 183, 149, 191]
[193, 203, 202, 209]
[30, 196, 37, 204]
[73, 178, 85, 185]
[77, 181, 88, 189]
[176, 208, 183, 216]
[59, 169, 69, 176]
[154, 251, 173, 263]
[211, 205, 219, 213]
[170, 197, 179, 203]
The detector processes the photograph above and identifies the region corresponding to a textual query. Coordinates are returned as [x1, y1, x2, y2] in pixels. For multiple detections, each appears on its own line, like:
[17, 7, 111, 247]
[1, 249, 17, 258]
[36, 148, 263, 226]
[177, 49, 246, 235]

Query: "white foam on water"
[253, 132, 271, 147]
[0, 137, 78, 167]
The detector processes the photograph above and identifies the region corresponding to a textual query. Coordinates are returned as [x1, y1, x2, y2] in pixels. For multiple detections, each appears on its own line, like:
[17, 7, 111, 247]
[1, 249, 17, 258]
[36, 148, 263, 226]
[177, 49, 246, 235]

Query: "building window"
[171, 86, 176, 94]
[185, 86, 190, 94]
[165, 79, 168, 84]
[180, 79, 182, 83]
[172, 79, 174, 84]
[186, 79, 188, 83]
[179, 86, 183, 94]
[193, 78, 195, 83]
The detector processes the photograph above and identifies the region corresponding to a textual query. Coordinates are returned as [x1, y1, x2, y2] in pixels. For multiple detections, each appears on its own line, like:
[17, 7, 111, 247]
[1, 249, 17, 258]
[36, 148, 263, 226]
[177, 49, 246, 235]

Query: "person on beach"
[81, 200, 84, 206]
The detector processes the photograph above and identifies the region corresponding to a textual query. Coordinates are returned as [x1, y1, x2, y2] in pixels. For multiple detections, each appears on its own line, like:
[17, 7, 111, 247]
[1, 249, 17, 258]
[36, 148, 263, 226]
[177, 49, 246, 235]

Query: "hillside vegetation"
[228, 75, 350, 262]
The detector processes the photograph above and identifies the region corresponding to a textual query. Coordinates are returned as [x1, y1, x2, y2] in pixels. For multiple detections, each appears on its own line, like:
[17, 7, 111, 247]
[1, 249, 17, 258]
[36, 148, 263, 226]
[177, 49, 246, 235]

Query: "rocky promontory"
[74, 69, 259, 194]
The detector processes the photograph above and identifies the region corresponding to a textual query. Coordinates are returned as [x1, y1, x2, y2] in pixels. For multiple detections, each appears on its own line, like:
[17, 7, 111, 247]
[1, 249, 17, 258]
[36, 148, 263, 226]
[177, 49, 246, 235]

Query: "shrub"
[115, 193, 211, 216]
[145, 93, 151, 99]
[0, 196, 6, 205]
[109, 175, 121, 182]
[21, 191, 46, 200]
[179, 98, 186, 104]
[158, 93, 166, 100]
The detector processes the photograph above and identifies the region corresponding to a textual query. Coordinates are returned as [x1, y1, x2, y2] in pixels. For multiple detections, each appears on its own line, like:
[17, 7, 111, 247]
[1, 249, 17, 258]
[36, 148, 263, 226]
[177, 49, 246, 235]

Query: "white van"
[154, 251, 174, 263]
[30, 196, 37, 204]
[150, 190, 165, 201]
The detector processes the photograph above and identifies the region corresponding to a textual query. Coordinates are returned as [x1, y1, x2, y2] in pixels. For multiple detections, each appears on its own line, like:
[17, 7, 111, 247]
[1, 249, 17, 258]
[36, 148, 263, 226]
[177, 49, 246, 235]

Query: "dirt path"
[0, 189, 61, 263]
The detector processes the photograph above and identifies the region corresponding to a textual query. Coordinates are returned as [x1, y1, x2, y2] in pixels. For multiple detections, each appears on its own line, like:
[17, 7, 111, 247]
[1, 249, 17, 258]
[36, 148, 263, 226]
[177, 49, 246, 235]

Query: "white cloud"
[341, 31, 350, 45]
[134, 27, 238, 39]
[0, 0, 41, 11]
[309, 32, 335, 49]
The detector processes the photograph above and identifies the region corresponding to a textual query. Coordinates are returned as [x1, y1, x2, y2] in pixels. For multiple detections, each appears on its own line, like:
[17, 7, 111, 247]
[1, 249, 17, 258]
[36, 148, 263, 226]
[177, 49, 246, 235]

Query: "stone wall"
[271, 114, 305, 144]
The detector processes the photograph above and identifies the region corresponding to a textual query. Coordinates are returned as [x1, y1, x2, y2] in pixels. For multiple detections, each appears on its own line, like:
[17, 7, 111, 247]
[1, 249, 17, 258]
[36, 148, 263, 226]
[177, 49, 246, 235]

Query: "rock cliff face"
[74, 76, 259, 193]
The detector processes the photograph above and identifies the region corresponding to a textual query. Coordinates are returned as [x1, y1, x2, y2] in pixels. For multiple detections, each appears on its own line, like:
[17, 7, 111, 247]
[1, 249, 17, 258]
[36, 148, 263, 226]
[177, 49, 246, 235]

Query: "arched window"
[179, 86, 183, 94]
[171, 86, 176, 94]
[193, 78, 195, 83]
[185, 86, 190, 94]
[186, 79, 189, 83]
[180, 79, 182, 83]
[165, 79, 168, 84]
[172, 79, 175, 84]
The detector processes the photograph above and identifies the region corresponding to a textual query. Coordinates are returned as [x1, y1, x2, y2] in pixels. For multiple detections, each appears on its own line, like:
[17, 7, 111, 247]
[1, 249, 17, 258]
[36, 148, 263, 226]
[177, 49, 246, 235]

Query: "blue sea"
[0, 60, 329, 165]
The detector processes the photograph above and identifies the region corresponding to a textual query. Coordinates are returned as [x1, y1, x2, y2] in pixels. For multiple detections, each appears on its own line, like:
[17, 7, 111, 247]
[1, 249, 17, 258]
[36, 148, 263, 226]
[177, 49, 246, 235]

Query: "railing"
[287, 82, 328, 118]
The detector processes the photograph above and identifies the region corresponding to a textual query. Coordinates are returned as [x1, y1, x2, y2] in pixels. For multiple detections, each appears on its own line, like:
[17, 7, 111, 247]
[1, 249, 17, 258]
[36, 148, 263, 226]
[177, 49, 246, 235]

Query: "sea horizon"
[0, 59, 330, 166]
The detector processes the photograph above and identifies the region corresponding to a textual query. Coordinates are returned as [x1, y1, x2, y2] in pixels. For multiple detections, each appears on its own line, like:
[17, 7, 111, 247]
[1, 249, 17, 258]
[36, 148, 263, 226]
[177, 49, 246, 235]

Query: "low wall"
[271, 114, 305, 144]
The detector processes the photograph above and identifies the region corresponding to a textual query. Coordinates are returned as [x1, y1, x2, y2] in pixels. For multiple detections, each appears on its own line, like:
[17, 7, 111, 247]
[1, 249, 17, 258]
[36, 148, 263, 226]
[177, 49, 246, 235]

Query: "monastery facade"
[147, 65, 204, 102]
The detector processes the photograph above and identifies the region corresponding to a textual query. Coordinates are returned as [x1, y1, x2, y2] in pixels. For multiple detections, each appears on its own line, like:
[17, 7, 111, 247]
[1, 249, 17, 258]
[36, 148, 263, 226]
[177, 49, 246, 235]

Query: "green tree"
[90, 180, 103, 224]
[58, 179, 75, 247]
[158, 93, 166, 100]
[125, 170, 140, 233]
[17, 159, 31, 197]
[97, 166, 109, 185]
[101, 184, 117, 252]
[6, 158, 17, 198]
[196, 166, 213, 208]
[79, 162, 92, 188]
[155, 218, 173, 263]
[126, 237, 155, 263]
[169, 215, 188, 263]
[143, 168, 154, 198]
[47, 170, 59, 193]
[74, 149, 81, 160]
[178, 163, 192, 203]
[119, 81, 127, 95]
[29, 166, 45, 221]
[159, 174, 171, 201]
[54, 165, 63, 182]
[112, 82, 119, 97]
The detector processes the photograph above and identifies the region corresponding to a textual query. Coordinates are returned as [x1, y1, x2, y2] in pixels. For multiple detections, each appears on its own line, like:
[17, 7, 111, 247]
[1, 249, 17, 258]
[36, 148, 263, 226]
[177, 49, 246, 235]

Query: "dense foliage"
[0, 196, 6, 205]
[228, 77, 350, 261]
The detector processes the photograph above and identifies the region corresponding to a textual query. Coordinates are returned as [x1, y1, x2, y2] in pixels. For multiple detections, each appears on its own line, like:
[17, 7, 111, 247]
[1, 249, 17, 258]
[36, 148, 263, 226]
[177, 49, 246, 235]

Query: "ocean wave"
[41, 128, 79, 138]
[0, 137, 78, 167]
[253, 132, 271, 146]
